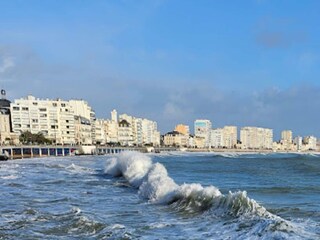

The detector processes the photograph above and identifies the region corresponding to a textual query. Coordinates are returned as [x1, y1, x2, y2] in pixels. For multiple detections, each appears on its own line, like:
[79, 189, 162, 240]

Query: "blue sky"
[0, 0, 320, 139]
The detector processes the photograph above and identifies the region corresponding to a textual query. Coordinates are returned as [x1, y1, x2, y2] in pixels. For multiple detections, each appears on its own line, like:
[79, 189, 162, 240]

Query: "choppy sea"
[0, 152, 319, 239]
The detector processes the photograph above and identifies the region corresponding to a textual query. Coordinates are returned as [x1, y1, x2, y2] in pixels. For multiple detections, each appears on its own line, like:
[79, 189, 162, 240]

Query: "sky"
[0, 0, 320, 139]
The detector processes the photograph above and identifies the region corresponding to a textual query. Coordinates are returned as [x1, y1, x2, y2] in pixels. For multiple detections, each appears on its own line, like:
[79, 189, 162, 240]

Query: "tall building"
[194, 119, 212, 148]
[303, 136, 317, 150]
[69, 100, 96, 143]
[223, 126, 237, 149]
[94, 119, 106, 145]
[211, 128, 223, 148]
[10, 95, 76, 145]
[106, 110, 160, 146]
[240, 127, 273, 150]
[293, 136, 303, 151]
[281, 130, 293, 150]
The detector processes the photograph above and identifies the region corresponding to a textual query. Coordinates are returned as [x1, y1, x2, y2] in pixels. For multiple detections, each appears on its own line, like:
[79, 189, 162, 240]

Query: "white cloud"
[0, 57, 15, 73]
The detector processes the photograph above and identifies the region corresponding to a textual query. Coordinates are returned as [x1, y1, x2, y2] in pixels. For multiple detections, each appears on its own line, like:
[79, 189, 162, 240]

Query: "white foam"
[105, 151, 152, 187]
[139, 163, 179, 203]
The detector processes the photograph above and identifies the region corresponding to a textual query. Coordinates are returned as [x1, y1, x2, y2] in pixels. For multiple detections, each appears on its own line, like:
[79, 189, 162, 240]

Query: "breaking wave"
[104, 151, 315, 239]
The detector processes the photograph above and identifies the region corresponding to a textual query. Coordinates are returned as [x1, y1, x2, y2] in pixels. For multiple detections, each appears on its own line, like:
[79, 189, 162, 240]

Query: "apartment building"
[10, 96, 75, 145]
[240, 127, 273, 150]
[194, 119, 212, 148]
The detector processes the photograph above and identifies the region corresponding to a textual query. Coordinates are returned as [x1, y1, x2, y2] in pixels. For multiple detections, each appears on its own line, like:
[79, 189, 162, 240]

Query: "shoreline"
[1, 145, 319, 161]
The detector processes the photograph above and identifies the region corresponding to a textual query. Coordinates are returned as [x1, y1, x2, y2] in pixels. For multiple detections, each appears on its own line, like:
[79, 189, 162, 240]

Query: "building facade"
[10, 95, 76, 145]
[240, 127, 273, 150]
[194, 119, 212, 148]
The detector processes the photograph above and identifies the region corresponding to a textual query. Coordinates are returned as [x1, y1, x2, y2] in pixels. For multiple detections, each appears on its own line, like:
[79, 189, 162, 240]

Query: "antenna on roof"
[1, 89, 6, 100]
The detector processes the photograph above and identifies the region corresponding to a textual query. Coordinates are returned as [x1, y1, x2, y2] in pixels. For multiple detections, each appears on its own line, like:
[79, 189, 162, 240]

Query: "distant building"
[303, 136, 317, 150]
[222, 126, 237, 149]
[211, 128, 223, 148]
[281, 130, 293, 150]
[174, 124, 190, 135]
[293, 136, 303, 151]
[104, 110, 160, 146]
[163, 131, 188, 147]
[94, 119, 107, 145]
[240, 127, 273, 150]
[194, 119, 212, 148]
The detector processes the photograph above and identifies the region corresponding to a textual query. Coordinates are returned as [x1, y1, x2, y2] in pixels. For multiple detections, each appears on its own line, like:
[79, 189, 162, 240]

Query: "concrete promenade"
[0, 145, 178, 160]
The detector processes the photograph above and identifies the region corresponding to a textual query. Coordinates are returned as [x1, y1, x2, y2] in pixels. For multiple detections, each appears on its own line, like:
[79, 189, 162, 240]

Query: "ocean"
[0, 152, 319, 239]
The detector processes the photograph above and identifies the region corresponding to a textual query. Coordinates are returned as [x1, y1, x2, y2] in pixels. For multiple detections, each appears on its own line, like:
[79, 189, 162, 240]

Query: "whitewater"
[0, 152, 319, 239]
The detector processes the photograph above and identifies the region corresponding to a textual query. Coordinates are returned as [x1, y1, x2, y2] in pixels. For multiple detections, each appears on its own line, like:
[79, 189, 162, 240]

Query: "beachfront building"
[10, 95, 76, 145]
[303, 136, 317, 151]
[222, 126, 237, 149]
[194, 119, 212, 148]
[104, 110, 160, 146]
[163, 131, 189, 147]
[74, 115, 92, 145]
[280, 130, 294, 150]
[211, 128, 223, 148]
[174, 124, 190, 135]
[94, 119, 107, 145]
[293, 136, 303, 151]
[240, 127, 273, 150]
[69, 100, 96, 144]
[118, 119, 134, 146]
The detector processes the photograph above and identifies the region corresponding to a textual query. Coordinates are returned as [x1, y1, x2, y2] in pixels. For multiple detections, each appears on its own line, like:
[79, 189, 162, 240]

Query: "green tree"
[19, 131, 52, 145]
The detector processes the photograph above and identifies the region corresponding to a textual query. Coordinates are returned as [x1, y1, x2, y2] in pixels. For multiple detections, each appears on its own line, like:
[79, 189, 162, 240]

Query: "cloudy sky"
[0, 0, 319, 139]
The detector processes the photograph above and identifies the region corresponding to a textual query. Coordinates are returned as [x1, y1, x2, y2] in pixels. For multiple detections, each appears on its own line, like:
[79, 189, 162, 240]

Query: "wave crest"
[105, 152, 274, 219]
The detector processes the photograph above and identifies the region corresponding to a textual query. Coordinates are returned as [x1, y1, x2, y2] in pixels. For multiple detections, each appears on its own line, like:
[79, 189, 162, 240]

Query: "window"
[52, 103, 57, 107]
[61, 103, 66, 107]
[66, 120, 69, 123]
[22, 107, 29, 111]
[39, 108, 46, 112]
[32, 119, 38, 123]
[33, 102, 38, 106]
[13, 107, 19, 111]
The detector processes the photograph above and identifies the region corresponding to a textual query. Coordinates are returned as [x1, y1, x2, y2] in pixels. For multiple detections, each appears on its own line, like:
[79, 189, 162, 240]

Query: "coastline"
[1, 145, 319, 161]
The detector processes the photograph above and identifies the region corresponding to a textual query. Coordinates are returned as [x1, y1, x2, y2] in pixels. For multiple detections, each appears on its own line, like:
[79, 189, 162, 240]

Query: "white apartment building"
[211, 128, 223, 148]
[281, 130, 293, 150]
[293, 136, 303, 151]
[69, 100, 96, 143]
[223, 126, 237, 148]
[118, 119, 134, 146]
[104, 110, 160, 146]
[303, 136, 317, 150]
[95, 119, 106, 145]
[10, 95, 76, 145]
[240, 127, 273, 150]
[194, 119, 212, 148]
[142, 118, 160, 146]
[74, 116, 92, 145]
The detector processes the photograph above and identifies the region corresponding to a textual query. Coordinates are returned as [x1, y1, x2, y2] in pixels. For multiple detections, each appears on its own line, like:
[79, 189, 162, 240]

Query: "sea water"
[0, 152, 319, 239]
